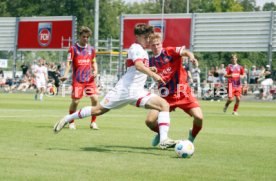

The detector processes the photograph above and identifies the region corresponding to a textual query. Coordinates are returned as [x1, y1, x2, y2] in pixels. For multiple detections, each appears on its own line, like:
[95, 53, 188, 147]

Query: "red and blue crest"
[38, 22, 52, 47]
[149, 20, 166, 40]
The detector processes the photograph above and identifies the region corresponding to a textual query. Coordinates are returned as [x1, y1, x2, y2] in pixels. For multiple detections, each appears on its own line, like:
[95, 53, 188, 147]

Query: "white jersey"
[100, 43, 156, 109]
[34, 65, 47, 82]
[115, 43, 149, 93]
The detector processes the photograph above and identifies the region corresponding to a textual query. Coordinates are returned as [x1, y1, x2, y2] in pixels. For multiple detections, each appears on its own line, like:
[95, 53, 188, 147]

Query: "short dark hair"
[134, 23, 154, 36]
[79, 26, 92, 36]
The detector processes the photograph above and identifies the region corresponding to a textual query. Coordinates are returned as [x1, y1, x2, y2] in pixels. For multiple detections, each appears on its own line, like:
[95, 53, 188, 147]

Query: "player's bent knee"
[159, 99, 169, 111]
[194, 115, 203, 122]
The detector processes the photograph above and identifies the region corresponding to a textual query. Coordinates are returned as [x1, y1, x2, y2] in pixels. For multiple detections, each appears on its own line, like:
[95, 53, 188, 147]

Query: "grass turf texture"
[0, 93, 275, 181]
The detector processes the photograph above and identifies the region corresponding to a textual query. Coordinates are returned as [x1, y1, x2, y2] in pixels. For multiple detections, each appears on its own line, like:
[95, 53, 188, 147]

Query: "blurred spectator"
[218, 64, 226, 83]
[0, 68, 4, 88]
[213, 66, 219, 83]
[11, 75, 20, 90]
[0, 68, 4, 77]
[20, 62, 29, 77]
[249, 65, 258, 84]
[48, 62, 56, 79]
[257, 66, 265, 83]
[182, 57, 193, 83]
[242, 81, 249, 95]
[59, 62, 66, 76]
[52, 66, 61, 95]
[207, 68, 214, 83]
[191, 64, 201, 85]
[261, 65, 273, 99]
[4, 77, 13, 92]
[17, 75, 30, 92]
[243, 65, 248, 82]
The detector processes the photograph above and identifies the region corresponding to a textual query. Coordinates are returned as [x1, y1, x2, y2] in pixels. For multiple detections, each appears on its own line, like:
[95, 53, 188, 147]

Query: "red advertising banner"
[18, 20, 72, 49]
[123, 18, 191, 49]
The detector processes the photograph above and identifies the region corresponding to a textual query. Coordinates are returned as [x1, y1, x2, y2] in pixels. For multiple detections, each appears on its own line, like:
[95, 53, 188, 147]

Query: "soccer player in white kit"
[53, 23, 176, 149]
[33, 58, 48, 101]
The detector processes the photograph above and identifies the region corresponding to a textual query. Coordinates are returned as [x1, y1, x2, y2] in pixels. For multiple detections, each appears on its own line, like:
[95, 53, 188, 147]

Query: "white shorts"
[36, 80, 46, 88]
[100, 88, 157, 109]
[261, 78, 273, 87]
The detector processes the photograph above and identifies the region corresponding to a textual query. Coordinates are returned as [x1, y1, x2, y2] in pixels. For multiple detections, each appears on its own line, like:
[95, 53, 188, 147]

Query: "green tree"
[213, 0, 243, 12]
[3, 0, 95, 31]
[263, 2, 276, 11]
[238, 0, 256, 11]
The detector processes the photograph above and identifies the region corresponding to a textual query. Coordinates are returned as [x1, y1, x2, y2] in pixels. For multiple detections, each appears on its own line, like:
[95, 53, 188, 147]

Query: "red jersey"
[68, 43, 96, 83]
[226, 64, 244, 88]
[149, 46, 189, 95]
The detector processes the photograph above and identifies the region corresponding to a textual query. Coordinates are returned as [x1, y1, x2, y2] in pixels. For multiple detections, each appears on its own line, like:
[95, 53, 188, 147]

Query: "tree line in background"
[0, 0, 276, 70]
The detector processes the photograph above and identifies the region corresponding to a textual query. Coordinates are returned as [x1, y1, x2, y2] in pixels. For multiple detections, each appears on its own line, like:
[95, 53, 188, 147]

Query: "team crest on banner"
[38, 22, 52, 47]
[149, 20, 166, 40]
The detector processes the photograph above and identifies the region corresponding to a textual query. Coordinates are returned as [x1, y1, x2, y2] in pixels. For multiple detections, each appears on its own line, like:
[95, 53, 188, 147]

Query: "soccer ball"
[175, 140, 195, 158]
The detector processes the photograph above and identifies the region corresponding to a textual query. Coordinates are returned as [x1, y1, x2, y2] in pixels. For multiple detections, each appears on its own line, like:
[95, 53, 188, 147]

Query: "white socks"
[65, 106, 92, 123]
[157, 111, 170, 142]
[40, 93, 43, 101]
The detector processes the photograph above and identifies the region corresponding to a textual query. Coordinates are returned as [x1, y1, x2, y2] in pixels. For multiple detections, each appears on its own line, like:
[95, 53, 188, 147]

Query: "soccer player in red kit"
[223, 54, 245, 116]
[146, 33, 203, 145]
[60, 26, 99, 130]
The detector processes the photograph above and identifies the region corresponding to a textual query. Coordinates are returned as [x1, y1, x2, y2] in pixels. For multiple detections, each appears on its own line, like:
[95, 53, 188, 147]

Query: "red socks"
[91, 116, 96, 123]
[234, 103, 239, 112]
[69, 110, 75, 123]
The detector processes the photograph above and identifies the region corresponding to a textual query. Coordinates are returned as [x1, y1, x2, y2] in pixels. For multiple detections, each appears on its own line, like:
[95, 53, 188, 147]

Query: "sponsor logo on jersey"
[78, 59, 90, 64]
[163, 56, 170, 63]
[159, 67, 172, 77]
[38, 22, 52, 47]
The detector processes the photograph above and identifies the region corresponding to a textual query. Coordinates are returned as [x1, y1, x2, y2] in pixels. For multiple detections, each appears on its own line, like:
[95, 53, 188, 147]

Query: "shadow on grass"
[36, 125, 53, 128]
[81, 145, 162, 156]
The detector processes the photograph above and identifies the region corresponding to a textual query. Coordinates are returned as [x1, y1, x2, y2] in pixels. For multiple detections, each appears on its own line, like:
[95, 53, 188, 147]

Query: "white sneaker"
[232, 111, 238, 116]
[53, 116, 68, 133]
[159, 138, 176, 149]
[69, 122, 76, 130]
[90, 122, 99, 130]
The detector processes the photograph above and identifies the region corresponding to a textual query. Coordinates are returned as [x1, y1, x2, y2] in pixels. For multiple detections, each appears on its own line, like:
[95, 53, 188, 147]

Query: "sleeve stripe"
[133, 59, 144, 63]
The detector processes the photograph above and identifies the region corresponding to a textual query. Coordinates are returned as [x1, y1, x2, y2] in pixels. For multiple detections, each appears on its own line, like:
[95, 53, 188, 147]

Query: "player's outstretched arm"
[149, 66, 157, 73]
[181, 49, 198, 66]
[60, 61, 71, 82]
[135, 61, 165, 84]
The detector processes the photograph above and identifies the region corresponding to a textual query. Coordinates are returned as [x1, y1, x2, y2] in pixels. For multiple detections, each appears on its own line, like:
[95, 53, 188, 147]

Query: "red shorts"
[165, 92, 200, 116]
[71, 81, 97, 99]
[227, 84, 242, 99]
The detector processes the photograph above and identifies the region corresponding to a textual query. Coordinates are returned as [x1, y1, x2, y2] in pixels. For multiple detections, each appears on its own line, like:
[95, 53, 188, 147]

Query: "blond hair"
[149, 33, 162, 43]
[231, 54, 237, 59]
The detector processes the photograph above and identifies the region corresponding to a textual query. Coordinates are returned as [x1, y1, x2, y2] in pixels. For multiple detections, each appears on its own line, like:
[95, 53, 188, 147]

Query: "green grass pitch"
[0, 93, 275, 181]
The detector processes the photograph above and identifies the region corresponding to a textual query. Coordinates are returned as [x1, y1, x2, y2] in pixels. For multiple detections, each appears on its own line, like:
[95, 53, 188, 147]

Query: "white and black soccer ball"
[175, 140, 195, 158]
